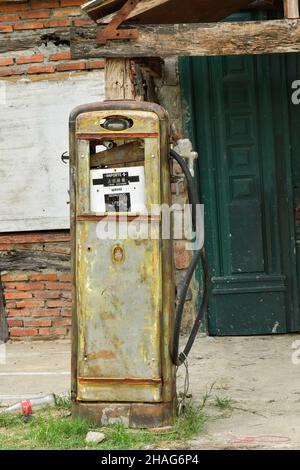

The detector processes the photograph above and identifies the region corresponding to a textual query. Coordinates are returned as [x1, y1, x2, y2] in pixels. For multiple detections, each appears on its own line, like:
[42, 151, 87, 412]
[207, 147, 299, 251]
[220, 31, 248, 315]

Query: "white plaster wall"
[0, 71, 105, 232]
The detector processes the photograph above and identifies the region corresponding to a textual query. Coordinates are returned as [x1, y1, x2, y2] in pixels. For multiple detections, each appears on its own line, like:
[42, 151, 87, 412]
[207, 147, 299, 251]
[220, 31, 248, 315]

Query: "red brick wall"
[0, 232, 72, 340]
[3, 271, 71, 339]
[171, 162, 194, 331]
[0, 0, 105, 76]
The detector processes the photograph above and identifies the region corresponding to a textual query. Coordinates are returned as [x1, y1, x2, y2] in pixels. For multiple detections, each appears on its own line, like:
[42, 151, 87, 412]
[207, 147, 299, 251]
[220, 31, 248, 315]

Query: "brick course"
[16, 54, 44, 64]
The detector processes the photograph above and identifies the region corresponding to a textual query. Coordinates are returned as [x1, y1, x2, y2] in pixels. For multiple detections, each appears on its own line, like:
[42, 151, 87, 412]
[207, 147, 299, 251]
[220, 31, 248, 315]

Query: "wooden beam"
[0, 280, 8, 344]
[284, 0, 299, 18]
[0, 27, 70, 54]
[3, 19, 300, 58]
[70, 19, 300, 58]
[105, 58, 136, 99]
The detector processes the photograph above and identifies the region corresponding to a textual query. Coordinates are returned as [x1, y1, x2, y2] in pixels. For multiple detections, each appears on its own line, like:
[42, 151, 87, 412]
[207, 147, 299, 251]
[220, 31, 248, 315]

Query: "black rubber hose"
[170, 149, 210, 366]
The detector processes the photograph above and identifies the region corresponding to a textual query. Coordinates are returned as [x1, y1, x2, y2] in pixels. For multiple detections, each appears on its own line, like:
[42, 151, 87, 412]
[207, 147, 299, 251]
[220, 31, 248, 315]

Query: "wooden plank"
[0, 231, 70, 245]
[83, 0, 169, 22]
[0, 250, 70, 272]
[70, 19, 300, 58]
[129, 0, 253, 24]
[96, 0, 171, 22]
[284, 0, 299, 18]
[88, 0, 254, 25]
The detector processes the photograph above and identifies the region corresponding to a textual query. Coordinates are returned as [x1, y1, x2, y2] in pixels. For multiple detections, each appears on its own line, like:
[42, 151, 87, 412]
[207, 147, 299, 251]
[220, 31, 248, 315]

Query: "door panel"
[229, 200, 264, 274]
[180, 51, 299, 335]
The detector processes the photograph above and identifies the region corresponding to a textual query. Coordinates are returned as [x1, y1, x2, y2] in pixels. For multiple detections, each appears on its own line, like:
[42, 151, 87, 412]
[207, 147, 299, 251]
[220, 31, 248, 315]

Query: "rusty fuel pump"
[69, 100, 209, 428]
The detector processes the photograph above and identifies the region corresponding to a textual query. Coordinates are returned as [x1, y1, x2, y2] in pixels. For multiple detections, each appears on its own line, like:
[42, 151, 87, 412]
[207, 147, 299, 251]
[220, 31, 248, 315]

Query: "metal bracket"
[174, 139, 198, 177]
[96, 0, 140, 45]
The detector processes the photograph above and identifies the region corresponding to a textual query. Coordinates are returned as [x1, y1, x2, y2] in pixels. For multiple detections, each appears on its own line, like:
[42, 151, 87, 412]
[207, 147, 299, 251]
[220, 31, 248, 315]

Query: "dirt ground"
[1, 334, 300, 450]
[177, 333, 300, 450]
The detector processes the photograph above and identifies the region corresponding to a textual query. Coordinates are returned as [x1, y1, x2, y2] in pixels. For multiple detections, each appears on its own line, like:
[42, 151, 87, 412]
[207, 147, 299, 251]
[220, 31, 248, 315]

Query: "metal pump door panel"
[76, 224, 162, 403]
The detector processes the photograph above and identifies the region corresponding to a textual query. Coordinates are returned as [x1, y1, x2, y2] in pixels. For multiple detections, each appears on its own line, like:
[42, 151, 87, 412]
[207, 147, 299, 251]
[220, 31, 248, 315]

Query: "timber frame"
[2, 17, 300, 58]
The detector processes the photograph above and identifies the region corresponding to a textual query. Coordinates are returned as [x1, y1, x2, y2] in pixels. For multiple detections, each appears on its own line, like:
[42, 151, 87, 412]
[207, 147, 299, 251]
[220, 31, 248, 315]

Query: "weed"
[54, 395, 72, 411]
[214, 396, 233, 411]
[199, 382, 216, 410]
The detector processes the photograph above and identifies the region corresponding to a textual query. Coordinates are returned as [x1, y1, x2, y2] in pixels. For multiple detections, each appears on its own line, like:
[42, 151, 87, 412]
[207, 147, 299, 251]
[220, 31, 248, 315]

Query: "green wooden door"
[287, 53, 300, 330]
[180, 48, 300, 336]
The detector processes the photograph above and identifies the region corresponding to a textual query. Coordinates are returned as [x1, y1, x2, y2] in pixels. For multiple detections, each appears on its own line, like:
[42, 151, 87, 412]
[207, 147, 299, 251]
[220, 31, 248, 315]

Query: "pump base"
[72, 401, 175, 429]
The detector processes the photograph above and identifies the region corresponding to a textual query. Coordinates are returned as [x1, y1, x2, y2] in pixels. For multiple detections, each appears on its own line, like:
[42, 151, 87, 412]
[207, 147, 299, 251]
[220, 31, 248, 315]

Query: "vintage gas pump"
[69, 100, 209, 428]
[69, 101, 176, 428]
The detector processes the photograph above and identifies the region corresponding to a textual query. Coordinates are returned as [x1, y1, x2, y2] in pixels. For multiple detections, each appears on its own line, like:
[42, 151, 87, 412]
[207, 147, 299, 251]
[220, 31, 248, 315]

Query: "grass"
[0, 399, 206, 450]
[214, 396, 233, 412]
[54, 394, 72, 411]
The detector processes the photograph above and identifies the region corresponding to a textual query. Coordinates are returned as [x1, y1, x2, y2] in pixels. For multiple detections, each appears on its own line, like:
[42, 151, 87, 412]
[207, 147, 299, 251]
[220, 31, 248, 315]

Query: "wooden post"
[105, 58, 136, 100]
[284, 0, 299, 18]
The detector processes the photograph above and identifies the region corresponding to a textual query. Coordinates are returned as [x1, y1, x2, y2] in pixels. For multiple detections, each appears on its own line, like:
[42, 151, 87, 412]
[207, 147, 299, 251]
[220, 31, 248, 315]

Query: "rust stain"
[96, 0, 140, 44]
[87, 350, 117, 360]
[86, 365, 103, 376]
[78, 377, 162, 385]
[76, 133, 159, 140]
[99, 312, 116, 320]
[77, 214, 160, 222]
